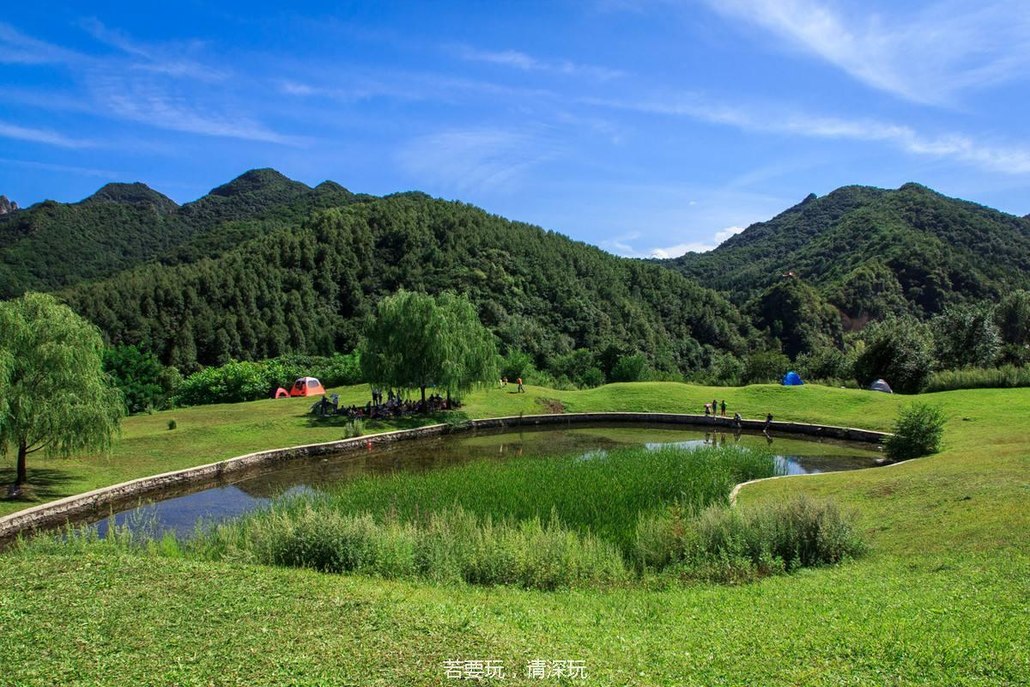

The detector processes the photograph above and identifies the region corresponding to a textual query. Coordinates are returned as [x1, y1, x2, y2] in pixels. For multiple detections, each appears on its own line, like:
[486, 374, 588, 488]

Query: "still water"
[95, 424, 882, 538]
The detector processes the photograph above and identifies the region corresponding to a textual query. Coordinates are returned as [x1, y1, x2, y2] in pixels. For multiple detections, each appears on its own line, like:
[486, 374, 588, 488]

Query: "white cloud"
[397, 128, 555, 193]
[650, 225, 745, 257]
[455, 45, 625, 80]
[0, 22, 83, 65]
[701, 0, 1030, 105]
[81, 18, 229, 82]
[590, 93, 1030, 175]
[89, 77, 307, 145]
[0, 121, 93, 148]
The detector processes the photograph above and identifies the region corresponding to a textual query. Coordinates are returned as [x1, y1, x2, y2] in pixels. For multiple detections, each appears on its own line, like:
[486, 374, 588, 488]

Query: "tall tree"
[0, 293, 124, 494]
[358, 290, 497, 405]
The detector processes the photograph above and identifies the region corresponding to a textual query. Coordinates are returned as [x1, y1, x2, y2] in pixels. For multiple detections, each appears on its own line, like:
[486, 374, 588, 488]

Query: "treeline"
[65, 194, 752, 382]
[104, 347, 363, 412]
[703, 290, 1030, 394]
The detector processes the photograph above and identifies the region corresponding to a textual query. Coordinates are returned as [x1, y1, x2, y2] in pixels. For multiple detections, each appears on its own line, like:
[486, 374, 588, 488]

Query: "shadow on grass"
[303, 411, 471, 432]
[0, 467, 77, 504]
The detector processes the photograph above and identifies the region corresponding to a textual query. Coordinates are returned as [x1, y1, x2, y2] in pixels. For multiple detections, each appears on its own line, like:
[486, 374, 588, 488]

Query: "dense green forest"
[0, 169, 357, 298]
[665, 183, 1030, 323]
[55, 192, 751, 378]
[2, 171, 1027, 405]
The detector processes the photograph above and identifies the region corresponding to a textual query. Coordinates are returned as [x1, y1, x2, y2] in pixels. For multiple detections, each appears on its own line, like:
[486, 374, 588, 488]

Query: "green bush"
[635, 496, 865, 582]
[884, 403, 946, 461]
[174, 360, 268, 406]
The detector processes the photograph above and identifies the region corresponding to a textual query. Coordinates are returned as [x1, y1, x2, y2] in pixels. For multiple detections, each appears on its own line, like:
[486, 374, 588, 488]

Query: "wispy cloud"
[80, 18, 229, 82]
[0, 22, 82, 64]
[397, 128, 556, 193]
[0, 121, 93, 148]
[4, 22, 302, 147]
[0, 157, 119, 178]
[454, 45, 625, 80]
[590, 93, 1030, 175]
[89, 76, 307, 145]
[701, 0, 1030, 105]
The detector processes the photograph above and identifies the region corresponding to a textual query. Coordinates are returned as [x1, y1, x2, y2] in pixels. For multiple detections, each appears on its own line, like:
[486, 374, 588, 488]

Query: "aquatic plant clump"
[635, 495, 866, 583]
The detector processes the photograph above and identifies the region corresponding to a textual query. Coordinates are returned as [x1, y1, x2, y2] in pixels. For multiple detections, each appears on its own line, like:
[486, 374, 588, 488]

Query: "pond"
[93, 423, 881, 539]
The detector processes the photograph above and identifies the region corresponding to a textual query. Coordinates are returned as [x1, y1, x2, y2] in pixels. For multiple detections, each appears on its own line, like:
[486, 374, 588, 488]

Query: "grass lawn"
[1, 383, 1027, 685]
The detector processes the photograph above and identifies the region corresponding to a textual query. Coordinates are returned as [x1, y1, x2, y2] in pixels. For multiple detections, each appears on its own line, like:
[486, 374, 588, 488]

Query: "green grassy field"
[1, 383, 1028, 685]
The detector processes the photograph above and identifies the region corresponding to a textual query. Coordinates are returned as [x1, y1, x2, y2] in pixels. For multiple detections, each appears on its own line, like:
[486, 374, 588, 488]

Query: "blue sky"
[2, 1, 1029, 257]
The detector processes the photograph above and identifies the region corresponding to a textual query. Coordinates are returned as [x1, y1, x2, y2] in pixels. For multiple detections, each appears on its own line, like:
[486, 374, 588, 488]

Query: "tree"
[748, 278, 843, 359]
[358, 291, 497, 405]
[931, 304, 1001, 369]
[884, 403, 946, 461]
[853, 316, 935, 393]
[0, 293, 124, 493]
[103, 344, 180, 414]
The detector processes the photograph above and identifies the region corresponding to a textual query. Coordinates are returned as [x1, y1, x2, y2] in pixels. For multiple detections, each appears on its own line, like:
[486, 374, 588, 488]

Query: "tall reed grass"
[924, 365, 1030, 393]
[635, 495, 866, 583]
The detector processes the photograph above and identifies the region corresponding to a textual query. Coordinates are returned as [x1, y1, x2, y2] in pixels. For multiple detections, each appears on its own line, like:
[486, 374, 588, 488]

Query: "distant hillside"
[665, 183, 1030, 324]
[60, 193, 752, 373]
[0, 169, 356, 298]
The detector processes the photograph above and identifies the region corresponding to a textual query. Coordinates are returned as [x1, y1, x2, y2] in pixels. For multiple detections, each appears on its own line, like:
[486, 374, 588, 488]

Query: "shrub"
[342, 419, 364, 439]
[167, 419, 177, 431]
[173, 360, 268, 406]
[884, 403, 946, 461]
[635, 495, 865, 582]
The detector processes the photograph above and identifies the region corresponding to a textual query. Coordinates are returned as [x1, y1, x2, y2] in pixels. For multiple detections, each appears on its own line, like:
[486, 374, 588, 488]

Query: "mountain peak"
[83, 183, 178, 213]
[208, 168, 307, 198]
[0, 195, 18, 215]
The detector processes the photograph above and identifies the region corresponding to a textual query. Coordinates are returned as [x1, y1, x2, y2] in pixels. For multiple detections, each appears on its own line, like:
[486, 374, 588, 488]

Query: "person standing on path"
[517, 377, 525, 393]
[720, 400, 727, 416]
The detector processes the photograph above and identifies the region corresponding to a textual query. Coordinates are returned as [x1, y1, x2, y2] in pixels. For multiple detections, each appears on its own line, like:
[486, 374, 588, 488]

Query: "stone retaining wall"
[0, 413, 888, 545]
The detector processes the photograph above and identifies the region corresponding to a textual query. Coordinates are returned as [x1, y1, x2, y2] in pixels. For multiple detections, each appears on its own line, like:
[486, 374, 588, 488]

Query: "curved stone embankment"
[0, 412, 888, 545]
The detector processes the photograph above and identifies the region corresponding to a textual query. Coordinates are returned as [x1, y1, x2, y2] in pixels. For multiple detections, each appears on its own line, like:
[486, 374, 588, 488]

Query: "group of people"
[704, 399, 728, 417]
[499, 376, 525, 392]
[701, 400, 775, 435]
[311, 389, 461, 419]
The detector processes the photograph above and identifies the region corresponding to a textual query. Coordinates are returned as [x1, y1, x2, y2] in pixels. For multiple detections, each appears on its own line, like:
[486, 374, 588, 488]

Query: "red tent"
[289, 377, 326, 397]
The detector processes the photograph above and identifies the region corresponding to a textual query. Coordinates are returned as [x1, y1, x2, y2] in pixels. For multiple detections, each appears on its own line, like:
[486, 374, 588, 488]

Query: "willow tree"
[359, 290, 497, 405]
[0, 293, 124, 495]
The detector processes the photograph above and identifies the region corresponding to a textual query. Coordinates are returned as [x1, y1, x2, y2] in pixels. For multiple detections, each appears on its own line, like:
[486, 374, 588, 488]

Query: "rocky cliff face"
[0, 195, 18, 215]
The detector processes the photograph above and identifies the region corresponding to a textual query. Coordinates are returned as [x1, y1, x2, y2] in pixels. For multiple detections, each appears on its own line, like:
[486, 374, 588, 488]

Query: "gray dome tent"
[869, 379, 893, 394]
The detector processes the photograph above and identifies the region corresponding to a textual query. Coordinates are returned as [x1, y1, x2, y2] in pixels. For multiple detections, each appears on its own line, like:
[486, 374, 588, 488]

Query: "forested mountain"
[59, 193, 751, 374]
[6, 171, 1027, 383]
[0, 169, 357, 298]
[665, 183, 1030, 325]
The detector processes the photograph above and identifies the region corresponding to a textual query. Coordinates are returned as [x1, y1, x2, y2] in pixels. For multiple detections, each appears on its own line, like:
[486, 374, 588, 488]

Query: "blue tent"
[782, 371, 804, 386]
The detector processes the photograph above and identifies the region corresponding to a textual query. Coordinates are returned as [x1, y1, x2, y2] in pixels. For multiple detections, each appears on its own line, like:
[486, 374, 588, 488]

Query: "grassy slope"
[1, 383, 1028, 685]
